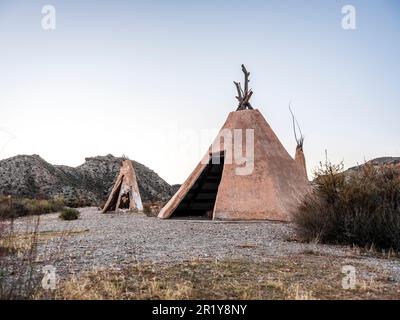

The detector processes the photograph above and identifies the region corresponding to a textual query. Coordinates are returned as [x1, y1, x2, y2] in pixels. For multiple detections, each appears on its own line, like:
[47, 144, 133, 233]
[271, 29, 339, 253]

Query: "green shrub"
[294, 161, 400, 251]
[58, 207, 80, 221]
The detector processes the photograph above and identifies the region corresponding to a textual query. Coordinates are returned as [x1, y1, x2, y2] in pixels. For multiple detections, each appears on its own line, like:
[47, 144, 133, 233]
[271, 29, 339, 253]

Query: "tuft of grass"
[294, 160, 400, 252]
[142, 204, 153, 216]
[59, 207, 80, 221]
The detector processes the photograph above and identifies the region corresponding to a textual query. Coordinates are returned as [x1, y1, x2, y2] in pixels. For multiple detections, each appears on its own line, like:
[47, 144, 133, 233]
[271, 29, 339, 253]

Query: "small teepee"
[102, 159, 143, 213]
[289, 103, 308, 181]
[158, 65, 311, 221]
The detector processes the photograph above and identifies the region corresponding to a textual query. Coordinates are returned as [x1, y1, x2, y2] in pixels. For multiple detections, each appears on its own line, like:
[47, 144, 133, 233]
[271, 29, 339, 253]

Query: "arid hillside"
[0, 154, 174, 205]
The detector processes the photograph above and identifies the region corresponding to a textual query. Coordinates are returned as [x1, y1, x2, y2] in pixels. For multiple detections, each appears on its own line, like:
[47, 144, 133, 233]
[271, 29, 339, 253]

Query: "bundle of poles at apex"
[234, 64, 254, 111]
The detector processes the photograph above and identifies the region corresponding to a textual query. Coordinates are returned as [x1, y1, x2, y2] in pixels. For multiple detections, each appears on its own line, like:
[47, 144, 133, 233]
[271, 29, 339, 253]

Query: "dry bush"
[64, 197, 93, 208]
[294, 161, 400, 251]
[142, 204, 153, 216]
[59, 207, 80, 221]
[142, 202, 165, 217]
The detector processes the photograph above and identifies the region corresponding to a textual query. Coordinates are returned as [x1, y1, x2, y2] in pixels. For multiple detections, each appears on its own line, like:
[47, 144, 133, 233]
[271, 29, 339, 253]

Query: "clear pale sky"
[0, 0, 399, 184]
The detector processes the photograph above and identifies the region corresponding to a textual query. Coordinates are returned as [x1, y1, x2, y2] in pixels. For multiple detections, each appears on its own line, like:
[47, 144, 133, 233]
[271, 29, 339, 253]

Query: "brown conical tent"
[102, 159, 143, 213]
[289, 103, 308, 180]
[158, 66, 311, 221]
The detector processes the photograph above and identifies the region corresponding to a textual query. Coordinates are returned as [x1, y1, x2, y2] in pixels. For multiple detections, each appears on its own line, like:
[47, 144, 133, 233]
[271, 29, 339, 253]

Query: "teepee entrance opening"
[106, 178, 131, 211]
[171, 152, 225, 219]
[119, 192, 130, 209]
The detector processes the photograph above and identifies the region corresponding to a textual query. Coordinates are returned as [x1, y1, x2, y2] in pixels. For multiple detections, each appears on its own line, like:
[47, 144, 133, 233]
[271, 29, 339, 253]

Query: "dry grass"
[45, 254, 400, 300]
[0, 216, 40, 299]
[0, 229, 89, 256]
[1, 220, 89, 300]
[142, 201, 165, 217]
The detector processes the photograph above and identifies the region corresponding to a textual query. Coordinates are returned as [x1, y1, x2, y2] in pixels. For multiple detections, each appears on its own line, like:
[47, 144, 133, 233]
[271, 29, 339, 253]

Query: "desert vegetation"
[0, 196, 65, 219]
[59, 207, 80, 221]
[142, 202, 165, 217]
[294, 161, 400, 251]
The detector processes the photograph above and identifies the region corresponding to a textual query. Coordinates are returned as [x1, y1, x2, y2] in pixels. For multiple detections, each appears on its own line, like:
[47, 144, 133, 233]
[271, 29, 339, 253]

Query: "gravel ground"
[13, 207, 400, 281]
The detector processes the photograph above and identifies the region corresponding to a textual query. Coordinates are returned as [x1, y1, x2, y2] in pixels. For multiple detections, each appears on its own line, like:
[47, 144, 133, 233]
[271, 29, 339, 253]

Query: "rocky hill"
[0, 154, 175, 206]
[347, 157, 400, 172]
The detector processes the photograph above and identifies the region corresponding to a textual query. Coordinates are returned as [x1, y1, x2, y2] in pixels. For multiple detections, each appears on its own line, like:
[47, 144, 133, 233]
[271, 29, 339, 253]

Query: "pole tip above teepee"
[234, 64, 254, 111]
[289, 102, 308, 180]
[289, 102, 304, 150]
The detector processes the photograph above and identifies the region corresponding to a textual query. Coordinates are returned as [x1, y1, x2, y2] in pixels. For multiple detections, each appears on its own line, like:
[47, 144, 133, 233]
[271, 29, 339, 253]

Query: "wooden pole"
[235, 65, 254, 111]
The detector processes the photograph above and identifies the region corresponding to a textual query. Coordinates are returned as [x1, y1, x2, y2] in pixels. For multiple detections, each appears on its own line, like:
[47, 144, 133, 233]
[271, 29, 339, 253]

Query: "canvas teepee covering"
[102, 159, 143, 213]
[158, 66, 311, 221]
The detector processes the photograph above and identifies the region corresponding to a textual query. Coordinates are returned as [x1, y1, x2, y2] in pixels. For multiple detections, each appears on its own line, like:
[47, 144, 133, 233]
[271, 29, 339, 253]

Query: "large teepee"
[158, 65, 311, 221]
[102, 159, 143, 213]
